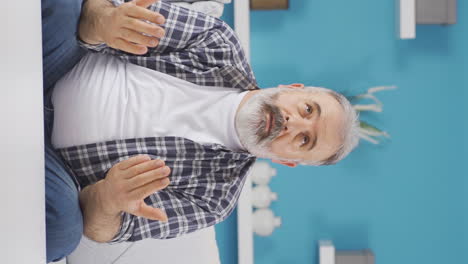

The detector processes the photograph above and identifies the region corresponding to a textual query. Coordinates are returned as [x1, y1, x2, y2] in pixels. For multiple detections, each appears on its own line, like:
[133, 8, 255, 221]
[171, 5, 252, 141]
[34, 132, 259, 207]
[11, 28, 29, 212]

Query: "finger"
[126, 4, 166, 25]
[112, 38, 148, 55]
[119, 28, 159, 47]
[125, 159, 165, 178]
[128, 165, 170, 187]
[134, 203, 168, 222]
[123, 17, 165, 38]
[117, 154, 151, 170]
[134, 0, 159, 9]
[131, 177, 170, 200]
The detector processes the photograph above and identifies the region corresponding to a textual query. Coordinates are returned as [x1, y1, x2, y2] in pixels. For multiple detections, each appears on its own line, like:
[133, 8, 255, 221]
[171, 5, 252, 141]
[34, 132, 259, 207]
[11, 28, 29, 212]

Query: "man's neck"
[234, 90, 260, 152]
[236, 90, 260, 116]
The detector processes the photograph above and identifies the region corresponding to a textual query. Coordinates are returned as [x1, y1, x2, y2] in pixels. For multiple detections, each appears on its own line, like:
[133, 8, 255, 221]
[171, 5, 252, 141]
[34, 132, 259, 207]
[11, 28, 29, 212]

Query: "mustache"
[256, 103, 284, 144]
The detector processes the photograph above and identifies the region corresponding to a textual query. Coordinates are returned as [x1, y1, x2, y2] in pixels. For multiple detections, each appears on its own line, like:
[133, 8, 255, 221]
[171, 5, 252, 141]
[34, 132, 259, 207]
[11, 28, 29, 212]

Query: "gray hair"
[296, 87, 360, 166]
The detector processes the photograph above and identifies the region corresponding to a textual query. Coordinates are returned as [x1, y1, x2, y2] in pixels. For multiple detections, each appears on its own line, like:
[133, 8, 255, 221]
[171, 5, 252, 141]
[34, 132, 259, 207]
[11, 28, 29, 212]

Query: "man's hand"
[79, 0, 166, 54]
[98, 154, 171, 221]
[80, 155, 171, 242]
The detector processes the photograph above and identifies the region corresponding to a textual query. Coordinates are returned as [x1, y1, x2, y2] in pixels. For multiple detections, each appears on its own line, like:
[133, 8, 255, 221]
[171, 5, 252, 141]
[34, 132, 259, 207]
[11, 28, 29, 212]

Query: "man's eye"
[306, 104, 312, 114]
[301, 135, 310, 146]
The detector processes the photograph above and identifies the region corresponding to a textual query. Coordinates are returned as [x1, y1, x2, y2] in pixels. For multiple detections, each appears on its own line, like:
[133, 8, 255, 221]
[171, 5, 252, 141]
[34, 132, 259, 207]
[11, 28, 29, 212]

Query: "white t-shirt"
[51, 53, 247, 151]
[53, 53, 240, 263]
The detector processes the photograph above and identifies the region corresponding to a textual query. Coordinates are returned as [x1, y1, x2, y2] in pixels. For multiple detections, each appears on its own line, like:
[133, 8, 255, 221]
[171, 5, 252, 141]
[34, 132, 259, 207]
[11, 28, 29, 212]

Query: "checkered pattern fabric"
[60, 137, 256, 242]
[80, 0, 258, 90]
[65, 0, 260, 242]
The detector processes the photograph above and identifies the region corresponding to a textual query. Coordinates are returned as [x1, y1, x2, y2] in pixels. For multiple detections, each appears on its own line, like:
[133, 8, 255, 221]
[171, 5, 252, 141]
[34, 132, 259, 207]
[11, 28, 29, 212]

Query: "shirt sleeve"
[108, 187, 237, 242]
[79, 0, 225, 53]
[108, 150, 253, 243]
[79, 0, 257, 89]
[58, 137, 256, 243]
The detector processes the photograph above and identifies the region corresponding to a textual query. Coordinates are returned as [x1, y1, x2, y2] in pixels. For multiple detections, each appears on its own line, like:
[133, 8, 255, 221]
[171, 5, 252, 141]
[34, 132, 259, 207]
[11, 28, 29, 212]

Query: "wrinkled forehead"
[275, 88, 343, 109]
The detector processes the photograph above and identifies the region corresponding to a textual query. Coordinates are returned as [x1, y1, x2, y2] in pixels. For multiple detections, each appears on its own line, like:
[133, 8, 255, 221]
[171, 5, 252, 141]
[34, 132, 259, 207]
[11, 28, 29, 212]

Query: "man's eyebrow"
[313, 101, 321, 116]
[306, 101, 321, 151]
[308, 134, 318, 151]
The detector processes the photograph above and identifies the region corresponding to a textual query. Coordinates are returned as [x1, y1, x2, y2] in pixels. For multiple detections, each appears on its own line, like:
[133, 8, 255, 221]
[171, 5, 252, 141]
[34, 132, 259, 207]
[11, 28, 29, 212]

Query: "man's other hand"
[80, 155, 170, 242]
[79, 0, 166, 55]
[99, 155, 171, 221]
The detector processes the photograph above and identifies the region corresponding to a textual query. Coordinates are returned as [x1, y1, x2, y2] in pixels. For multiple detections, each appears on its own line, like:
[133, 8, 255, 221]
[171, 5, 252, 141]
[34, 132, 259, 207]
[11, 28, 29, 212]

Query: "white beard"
[235, 88, 286, 159]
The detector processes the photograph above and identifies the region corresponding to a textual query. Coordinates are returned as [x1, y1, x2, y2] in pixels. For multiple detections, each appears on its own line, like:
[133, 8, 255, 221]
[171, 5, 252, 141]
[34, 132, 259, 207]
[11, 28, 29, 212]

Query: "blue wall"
[216, 1, 467, 264]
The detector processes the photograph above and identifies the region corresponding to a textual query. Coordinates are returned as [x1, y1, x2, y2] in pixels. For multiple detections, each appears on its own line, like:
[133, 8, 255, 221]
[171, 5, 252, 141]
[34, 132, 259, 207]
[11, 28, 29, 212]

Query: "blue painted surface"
[216, 1, 467, 264]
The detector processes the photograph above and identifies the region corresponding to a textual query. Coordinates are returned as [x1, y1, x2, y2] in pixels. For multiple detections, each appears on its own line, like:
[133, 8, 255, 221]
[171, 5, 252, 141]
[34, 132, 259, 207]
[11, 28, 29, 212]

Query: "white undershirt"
[51, 53, 247, 150]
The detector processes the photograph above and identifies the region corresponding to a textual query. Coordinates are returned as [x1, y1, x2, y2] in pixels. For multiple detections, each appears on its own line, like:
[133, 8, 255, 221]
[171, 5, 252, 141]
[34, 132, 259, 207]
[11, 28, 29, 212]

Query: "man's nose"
[284, 115, 312, 133]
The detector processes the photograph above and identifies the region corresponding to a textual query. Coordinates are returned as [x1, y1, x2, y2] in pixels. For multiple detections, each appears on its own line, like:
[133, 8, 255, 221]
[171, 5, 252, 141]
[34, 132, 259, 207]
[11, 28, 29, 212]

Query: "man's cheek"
[269, 140, 284, 156]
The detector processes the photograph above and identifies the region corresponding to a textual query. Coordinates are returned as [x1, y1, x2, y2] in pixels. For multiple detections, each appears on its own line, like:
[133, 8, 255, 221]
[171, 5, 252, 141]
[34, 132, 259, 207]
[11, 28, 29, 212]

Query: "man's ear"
[271, 159, 298, 167]
[277, 83, 304, 89]
[288, 83, 304, 89]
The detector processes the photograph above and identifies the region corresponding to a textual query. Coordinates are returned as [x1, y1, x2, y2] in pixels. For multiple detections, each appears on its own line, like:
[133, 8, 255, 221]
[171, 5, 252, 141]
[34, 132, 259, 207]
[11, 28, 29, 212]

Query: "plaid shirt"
[60, 138, 256, 242]
[81, 0, 258, 90]
[59, 0, 259, 242]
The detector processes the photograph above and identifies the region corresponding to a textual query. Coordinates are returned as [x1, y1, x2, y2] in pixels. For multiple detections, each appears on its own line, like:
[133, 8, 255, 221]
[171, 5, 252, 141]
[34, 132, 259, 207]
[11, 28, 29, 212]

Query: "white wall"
[0, 0, 46, 263]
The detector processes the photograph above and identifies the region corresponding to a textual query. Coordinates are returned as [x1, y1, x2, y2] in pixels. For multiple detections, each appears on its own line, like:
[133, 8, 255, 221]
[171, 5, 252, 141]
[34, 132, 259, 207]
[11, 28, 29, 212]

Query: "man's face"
[235, 85, 345, 165]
